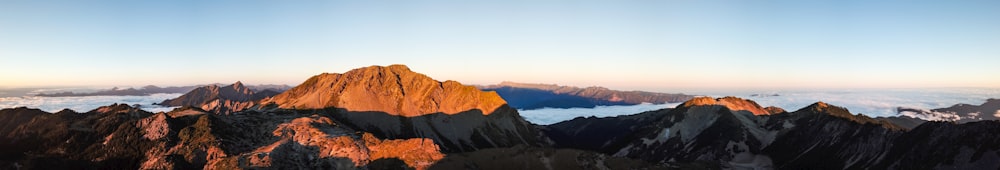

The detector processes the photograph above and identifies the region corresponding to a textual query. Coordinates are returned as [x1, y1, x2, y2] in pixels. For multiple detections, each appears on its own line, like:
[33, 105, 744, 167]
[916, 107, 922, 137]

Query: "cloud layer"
[519, 103, 680, 125]
[0, 93, 182, 113]
[697, 88, 1000, 118]
[520, 88, 1000, 125]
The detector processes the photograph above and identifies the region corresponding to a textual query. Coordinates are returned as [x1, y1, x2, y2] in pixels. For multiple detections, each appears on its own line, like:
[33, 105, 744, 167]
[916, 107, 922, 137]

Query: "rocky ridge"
[158, 82, 280, 114]
[544, 96, 1000, 169]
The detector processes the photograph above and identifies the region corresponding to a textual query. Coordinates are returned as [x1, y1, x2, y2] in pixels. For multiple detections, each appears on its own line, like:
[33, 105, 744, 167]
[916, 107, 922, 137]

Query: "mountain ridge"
[478, 81, 694, 110]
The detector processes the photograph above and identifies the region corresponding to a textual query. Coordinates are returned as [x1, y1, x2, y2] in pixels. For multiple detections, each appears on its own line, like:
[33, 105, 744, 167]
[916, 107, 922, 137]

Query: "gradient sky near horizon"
[2, 0, 999, 91]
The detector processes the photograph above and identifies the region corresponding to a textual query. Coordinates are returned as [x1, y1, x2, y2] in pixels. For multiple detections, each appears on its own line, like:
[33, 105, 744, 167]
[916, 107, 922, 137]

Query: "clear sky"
[1, 0, 999, 91]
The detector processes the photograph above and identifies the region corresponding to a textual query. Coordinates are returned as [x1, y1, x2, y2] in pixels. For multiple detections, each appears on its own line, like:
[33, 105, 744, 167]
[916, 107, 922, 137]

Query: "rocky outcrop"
[266, 65, 507, 117]
[262, 65, 548, 153]
[241, 115, 444, 170]
[158, 81, 280, 114]
[0, 104, 451, 169]
[681, 96, 780, 115]
[545, 97, 1000, 169]
[478, 81, 694, 110]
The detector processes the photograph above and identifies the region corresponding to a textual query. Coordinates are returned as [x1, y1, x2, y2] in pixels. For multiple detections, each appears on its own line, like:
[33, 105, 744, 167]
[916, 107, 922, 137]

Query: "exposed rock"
[262, 65, 548, 153]
[266, 65, 507, 117]
[244, 115, 444, 170]
[545, 96, 1000, 169]
[681, 96, 775, 115]
[159, 81, 280, 114]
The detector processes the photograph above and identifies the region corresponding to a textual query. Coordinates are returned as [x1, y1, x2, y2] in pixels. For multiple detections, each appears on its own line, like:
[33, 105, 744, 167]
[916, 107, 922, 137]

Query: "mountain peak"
[267, 65, 507, 117]
[385, 64, 411, 72]
[805, 101, 832, 112]
[798, 101, 859, 118]
[232, 81, 245, 88]
[681, 96, 774, 115]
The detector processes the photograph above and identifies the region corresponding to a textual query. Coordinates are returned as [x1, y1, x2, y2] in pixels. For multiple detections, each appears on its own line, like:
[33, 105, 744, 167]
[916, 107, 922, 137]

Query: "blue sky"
[1, 0, 999, 91]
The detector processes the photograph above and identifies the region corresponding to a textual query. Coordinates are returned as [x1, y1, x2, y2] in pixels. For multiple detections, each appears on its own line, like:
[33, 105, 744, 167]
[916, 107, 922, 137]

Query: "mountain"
[0, 65, 655, 169]
[36, 85, 200, 97]
[895, 98, 1000, 123]
[157, 81, 280, 114]
[0, 104, 450, 169]
[35, 84, 291, 97]
[263, 65, 548, 153]
[868, 98, 1000, 129]
[544, 96, 1000, 169]
[478, 81, 694, 110]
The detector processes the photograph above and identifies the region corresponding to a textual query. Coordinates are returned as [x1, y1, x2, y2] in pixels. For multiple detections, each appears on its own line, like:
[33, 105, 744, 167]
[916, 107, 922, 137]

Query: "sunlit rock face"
[263, 65, 546, 153]
[0, 105, 449, 170]
[266, 65, 507, 117]
[682, 96, 779, 115]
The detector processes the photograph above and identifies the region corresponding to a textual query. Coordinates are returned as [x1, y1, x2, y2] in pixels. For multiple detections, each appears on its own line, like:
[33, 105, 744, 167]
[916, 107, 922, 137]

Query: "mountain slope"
[158, 81, 279, 114]
[479, 81, 694, 110]
[0, 105, 450, 170]
[545, 96, 1000, 169]
[262, 65, 548, 153]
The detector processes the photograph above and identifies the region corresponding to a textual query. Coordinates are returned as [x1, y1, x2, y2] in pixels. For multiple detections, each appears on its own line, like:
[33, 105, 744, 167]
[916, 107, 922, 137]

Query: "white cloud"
[520, 88, 1000, 124]
[694, 88, 1000, 118]
[898, 110, 961, 122]
[994, 110, 1000, 118]
[0, 93, 182, 113]
[518, 103, 680, 125]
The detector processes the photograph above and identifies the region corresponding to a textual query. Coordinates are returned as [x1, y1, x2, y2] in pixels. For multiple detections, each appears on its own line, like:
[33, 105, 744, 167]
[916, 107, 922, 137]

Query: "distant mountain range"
[2, 64, 999, 169]
[156, 81, 282, 114]
[35, 84, 290, 97]
[896, 99, 1000, 122]
[546, 97, 1000, 169]
[478, 81, 695, 110]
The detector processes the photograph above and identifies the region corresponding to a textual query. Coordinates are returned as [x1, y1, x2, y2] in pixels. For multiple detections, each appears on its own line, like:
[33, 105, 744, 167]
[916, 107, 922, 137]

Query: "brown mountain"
[158, 81, 279, 114]
[478, 81, 695, 110]
[0, 65, 685, 169]
[265, 65, 506, 117]
[262, 65, 547, 153]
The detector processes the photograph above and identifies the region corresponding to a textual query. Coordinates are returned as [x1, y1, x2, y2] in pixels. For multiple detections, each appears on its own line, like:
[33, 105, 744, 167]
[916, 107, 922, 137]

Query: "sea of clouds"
[4, 87, 1000, 125]
[519, 102, 681, 125]
[0, 93, 183, 113]
[704, 88, 1000, 118]
[519, 88, 1000, 125]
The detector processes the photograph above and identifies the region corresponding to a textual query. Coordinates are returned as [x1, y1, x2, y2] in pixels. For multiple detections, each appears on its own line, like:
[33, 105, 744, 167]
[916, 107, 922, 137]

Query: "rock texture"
[159, 81, 280, 114]
[0, 105, 450, 170]
[264, 65, 548, 153]
[267, 65, 507, 117]
[681, 96, 779, 115]
[478, 81, 694, 110]
[544, 97, 1000, 169]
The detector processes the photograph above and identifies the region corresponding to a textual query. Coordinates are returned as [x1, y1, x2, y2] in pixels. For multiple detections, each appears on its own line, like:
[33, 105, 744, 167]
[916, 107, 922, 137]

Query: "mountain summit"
[158, 81, 279, 114]
[265, 65, 507, 117]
